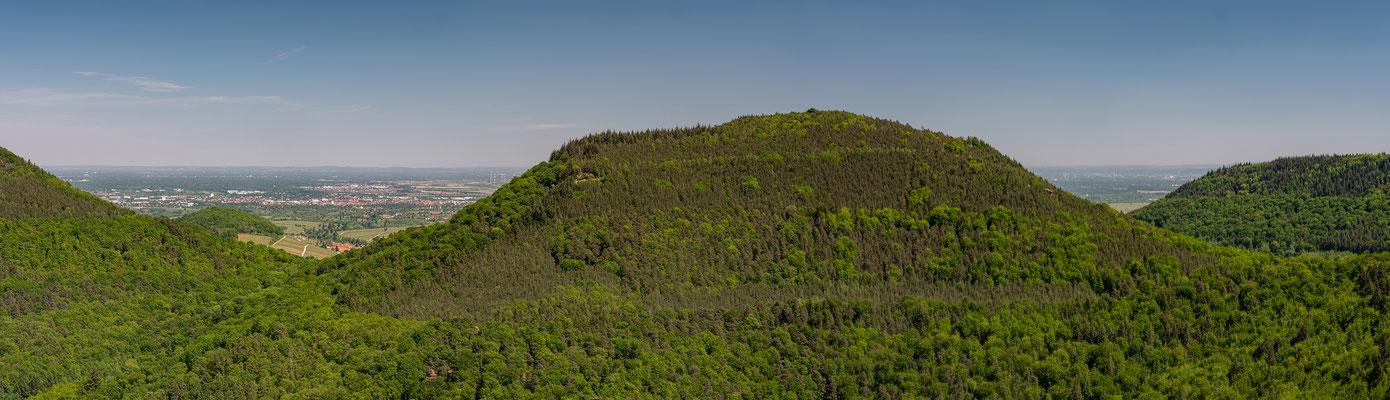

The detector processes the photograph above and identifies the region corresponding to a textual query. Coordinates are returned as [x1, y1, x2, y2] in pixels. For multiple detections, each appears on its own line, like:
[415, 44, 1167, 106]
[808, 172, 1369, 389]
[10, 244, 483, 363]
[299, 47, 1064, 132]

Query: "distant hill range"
[1133, 154, 1390, 254]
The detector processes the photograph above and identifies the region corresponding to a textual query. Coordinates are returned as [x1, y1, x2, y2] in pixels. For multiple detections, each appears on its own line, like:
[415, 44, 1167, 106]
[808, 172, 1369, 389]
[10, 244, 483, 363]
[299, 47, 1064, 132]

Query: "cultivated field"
[239, 234, 340, 259]
[1106, 202, 1149, 213]
[271, 220, 321, 235]
[269, 236, 338, 259]
[238, 233, 274, 246]
[339, 226, 419, 242]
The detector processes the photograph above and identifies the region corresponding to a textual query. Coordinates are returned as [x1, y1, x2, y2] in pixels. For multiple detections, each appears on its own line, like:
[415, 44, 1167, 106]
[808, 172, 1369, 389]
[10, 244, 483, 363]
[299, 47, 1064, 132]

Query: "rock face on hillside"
[1134, 154, 1390, 254]
[0, 146, 128, 219]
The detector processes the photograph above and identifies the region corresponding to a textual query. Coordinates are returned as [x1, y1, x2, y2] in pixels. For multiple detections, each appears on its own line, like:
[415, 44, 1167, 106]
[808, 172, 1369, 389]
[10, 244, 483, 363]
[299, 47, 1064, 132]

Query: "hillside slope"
[1164, 154, 1390, 197]
[1133, 154, 1390, 254]
[0, 146, 128, 219]
[325, 111, 1216, 315]
[176, 206, 285, 238]
[317, 111, 1388, 398]
[2, 114, 1388, 398]
[0, 150, 462, 397]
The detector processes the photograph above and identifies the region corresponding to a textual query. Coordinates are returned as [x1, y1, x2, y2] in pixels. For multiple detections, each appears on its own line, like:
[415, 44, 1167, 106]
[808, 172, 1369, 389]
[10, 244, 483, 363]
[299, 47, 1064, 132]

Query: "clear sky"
[3, 1, 1388, 167]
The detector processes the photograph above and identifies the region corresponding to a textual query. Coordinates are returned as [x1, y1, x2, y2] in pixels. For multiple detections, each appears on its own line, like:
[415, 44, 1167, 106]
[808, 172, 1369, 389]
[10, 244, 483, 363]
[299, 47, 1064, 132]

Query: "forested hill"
[175, 206, 285, 238]
[321, 110, 1182, 316]
[0, 146, 128, 219]
[3, 114, 1389, 398]
[1133, 154, 1390, 254]
[313, 111, 1389, 397]
[1165, 154, 1390, 198]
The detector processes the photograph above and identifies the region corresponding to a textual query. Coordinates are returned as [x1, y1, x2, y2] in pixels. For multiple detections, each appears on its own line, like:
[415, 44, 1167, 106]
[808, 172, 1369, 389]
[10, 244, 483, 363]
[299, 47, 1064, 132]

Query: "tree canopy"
[2, 115, 1388, 398]
[175, 206, 285, 238]
[1133, 154, 1390, 254]
[0, 146, 128, 219]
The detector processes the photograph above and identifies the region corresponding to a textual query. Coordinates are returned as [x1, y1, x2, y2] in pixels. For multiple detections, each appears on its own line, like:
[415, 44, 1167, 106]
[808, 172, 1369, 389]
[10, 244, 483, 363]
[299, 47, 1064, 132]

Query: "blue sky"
[3, 1, 1388, 167]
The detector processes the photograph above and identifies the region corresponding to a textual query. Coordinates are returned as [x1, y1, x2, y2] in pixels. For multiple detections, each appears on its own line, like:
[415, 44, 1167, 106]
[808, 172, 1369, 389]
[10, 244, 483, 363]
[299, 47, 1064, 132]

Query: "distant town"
[1027, 165, 1215, 213]
[84, 181, 482, 220]
[50, 165, 527, 258]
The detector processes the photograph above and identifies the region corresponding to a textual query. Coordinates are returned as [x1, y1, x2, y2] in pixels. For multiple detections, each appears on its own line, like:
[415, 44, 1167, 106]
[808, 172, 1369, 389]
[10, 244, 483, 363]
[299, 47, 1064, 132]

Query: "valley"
[47, 165, 524, 257]
[1029, 165, 1215, 212]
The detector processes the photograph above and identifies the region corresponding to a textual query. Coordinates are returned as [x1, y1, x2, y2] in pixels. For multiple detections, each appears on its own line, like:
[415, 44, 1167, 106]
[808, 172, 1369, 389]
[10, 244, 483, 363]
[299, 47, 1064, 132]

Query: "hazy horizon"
[36, 162, 1229, 169]
[40, 164, 531, 170]
[5, 1, 1389, 168]
[18, 142, 1384, 169]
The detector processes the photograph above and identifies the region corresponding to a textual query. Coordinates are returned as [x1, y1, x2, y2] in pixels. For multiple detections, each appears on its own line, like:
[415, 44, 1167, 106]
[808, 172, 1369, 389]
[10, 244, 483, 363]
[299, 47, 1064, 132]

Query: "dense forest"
[0, 147, 128, 219]
[1133, 154, 1390, 254]
[175, 206, 285, 239]
[2, 112, 1388, 398]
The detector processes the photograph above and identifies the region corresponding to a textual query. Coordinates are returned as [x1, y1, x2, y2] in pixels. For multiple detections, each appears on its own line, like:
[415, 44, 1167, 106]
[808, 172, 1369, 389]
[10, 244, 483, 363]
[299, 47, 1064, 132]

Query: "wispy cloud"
[0, 88, 303, 109]
[176, 96, 294, 105]
[523, 123, 582, 130]
[265, 45, 308, 64]
[480, 121, 585, 132]
[155, 95, 305, 109]
[73, 71, 194, 92]
[325, 105, 375, 113]
[8, 69, 331, 111]
[0, 88, 141, 106]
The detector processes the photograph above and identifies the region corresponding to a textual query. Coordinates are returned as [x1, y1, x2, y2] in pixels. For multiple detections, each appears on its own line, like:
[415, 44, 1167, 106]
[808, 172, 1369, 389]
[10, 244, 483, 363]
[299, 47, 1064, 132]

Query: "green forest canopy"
[1133, 154, 1390, 254]
[175, 206, 285, 238]
[2, 112, 1388, 398]
[0, 146, 128, 220]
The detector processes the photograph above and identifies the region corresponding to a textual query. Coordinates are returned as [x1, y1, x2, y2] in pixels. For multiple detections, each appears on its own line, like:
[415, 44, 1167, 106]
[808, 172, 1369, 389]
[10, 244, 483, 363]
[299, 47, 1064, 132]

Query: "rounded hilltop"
[325, 109, 1178, 320]
[552, 110, 970, 160]
[176, 206, 285, 239]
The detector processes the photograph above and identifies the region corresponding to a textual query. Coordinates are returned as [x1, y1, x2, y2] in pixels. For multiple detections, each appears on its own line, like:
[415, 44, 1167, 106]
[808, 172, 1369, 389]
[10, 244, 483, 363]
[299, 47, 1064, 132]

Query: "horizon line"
[40, 164, 535, 169]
